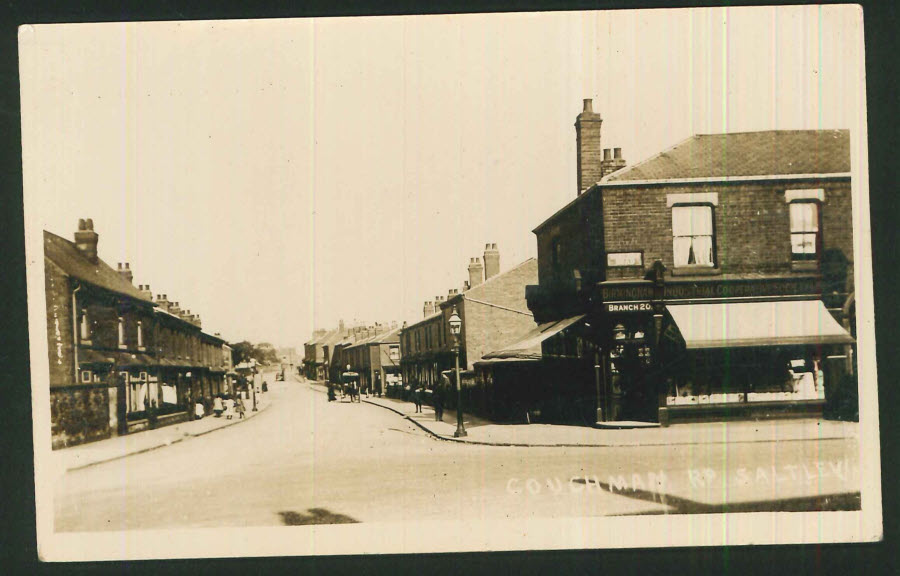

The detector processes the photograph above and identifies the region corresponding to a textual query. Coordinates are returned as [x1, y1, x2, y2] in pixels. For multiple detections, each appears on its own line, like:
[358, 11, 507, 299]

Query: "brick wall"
[601, 179, 854, 283]
[536, 193, 605, 288]
[462, 299, 538, 370]
[45, 258, 74, 387]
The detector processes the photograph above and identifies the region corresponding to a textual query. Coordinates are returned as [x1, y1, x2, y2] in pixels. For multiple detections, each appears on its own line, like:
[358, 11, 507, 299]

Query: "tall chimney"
[74, 218, 99, 263]
[467, 257, 484, 288]
[423, 301, 435, 318]
[575, 98, 603, 195]
[483, 243, 500, 280]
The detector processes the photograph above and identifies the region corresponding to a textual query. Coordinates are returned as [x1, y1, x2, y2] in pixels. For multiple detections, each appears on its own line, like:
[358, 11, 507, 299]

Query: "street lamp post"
[448, 306, 467, 438]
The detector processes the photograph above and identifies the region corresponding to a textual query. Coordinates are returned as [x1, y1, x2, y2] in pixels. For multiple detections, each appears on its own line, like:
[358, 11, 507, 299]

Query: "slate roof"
[44, 230, 152, 303]
[605, 130, 849, 182]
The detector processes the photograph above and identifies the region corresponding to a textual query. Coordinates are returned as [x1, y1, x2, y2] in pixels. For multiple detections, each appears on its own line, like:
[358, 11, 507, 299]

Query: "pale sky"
[19, 6, 864, 349]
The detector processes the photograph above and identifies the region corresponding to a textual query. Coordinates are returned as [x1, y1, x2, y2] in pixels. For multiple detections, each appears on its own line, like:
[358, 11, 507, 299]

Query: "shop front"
[594, 268, 856, 426]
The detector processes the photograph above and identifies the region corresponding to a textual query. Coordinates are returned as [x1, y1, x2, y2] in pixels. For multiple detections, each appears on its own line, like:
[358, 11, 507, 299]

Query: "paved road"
[55, 373, 860, 531]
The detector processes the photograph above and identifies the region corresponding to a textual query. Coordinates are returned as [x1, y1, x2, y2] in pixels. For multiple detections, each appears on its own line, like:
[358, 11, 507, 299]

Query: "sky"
[19, 6, 865, 349]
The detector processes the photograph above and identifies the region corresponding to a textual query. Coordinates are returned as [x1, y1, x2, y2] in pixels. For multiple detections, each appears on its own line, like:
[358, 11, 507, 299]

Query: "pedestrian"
[194, 396, 205, 420]
[414, 385, 423, 413]
[433, 384, 444, 422]
[327, 382, 336, 402]
[262, 380, 268, 393]
[224, 395, 235, 420]
[235, 395, 246, 419]
[213, 395, 224, 417]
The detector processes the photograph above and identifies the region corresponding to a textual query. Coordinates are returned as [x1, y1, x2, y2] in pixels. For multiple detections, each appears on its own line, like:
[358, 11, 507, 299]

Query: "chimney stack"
[139, 284, 153, 301]
[74, 218, 99, 263]
[601, 146, 628, 177]
[156, 293, 170, 312]
[467, 256, 484, 288]
[483, 243, 500, 280]
[117, 262, 134, 284]
[423, 301, 435, 318]
[575, 99, 603, 195]
[170, 301, 182, 316]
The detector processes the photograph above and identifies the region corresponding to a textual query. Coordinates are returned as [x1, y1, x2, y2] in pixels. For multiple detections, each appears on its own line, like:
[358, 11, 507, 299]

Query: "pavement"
[310, 382, 859, 448]
[49, 371, 278, 474]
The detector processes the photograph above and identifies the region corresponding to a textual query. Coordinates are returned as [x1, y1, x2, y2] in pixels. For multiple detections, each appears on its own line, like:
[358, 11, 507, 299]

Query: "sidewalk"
[310, 383, 859, 447]
[51, 386, 275, 474]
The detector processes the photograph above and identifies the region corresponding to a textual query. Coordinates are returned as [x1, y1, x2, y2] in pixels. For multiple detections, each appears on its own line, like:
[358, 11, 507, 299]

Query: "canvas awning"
[482, 314, 585, 360]
[666, 300, 854, 350]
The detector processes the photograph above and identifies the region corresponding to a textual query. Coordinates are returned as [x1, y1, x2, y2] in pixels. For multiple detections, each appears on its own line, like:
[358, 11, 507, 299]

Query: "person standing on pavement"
[224, 395, 235, 419]
[433, 383, 444, 422]
[213, 395, 224, 418]
[235, 395, 246, 419]
[413, 385, 423, 413]
[194, 396, 205, 420]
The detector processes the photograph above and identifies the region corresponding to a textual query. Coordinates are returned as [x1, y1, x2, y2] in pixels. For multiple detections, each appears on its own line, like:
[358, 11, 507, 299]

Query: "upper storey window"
[671, 205, 715, 267]
[668, 192, 718, 270]
[786, 189, 824, 269]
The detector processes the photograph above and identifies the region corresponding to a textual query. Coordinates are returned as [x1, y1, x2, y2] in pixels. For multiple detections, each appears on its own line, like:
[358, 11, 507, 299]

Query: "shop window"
[672, 205, 715, 268]
[789, 201, 821, 264]
[389, 345, 400, 361]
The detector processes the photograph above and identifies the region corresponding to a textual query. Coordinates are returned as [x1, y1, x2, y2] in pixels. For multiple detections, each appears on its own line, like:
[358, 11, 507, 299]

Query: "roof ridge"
[602, 133, 695, 183]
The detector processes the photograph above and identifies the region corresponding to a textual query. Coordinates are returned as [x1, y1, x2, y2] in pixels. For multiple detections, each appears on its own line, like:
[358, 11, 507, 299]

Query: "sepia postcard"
[20, 5, 882, 561]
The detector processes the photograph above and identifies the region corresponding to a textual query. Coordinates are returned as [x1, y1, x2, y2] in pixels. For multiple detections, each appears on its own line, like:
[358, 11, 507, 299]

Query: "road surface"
[55, 373, 860, 531]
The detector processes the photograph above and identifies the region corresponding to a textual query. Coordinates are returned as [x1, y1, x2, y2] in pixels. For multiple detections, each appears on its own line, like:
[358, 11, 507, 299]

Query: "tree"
[231, 341, 255, 365]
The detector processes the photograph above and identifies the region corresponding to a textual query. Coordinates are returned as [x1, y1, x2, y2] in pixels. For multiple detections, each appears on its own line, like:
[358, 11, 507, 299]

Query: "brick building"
[399, 246, 539, 415]
[523, 99, 856, 426]
[43, 219, 232, 448]
[343, 324, 401, 396]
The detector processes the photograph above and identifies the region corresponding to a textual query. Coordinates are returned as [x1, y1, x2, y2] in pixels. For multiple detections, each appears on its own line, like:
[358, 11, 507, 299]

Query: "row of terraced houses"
[318, 97, 858, 427]
[43, 219, 238, 448]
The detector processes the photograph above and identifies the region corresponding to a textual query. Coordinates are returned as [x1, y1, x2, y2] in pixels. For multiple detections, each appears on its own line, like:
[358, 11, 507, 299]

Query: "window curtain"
[672, 206, 713, 266]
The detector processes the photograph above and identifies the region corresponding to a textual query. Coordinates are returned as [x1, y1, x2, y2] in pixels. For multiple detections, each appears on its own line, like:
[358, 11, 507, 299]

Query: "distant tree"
[231, 341, 255, 365]
[255, 342, 281, 365]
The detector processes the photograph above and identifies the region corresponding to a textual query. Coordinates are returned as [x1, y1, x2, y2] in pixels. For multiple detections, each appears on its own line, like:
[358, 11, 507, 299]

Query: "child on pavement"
[224, 395, 235, 419]
[235, 395, 246, 419]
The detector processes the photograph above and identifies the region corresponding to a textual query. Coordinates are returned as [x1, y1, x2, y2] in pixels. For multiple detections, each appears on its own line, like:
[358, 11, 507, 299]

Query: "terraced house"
[43, 219, 233, 448]
[399, 244, 538, 415]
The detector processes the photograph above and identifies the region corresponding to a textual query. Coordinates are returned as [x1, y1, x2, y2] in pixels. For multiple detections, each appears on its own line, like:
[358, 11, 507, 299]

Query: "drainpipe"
[72, 283, 81, 383]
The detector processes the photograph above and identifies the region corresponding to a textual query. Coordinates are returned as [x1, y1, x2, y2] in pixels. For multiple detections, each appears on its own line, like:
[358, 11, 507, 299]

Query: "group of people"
[193, 392, 247, 420]
[409, 383, 444, 422]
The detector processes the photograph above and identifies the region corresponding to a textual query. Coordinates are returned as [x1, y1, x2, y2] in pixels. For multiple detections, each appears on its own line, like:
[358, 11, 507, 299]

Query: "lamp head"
[448, 306, 462, 336]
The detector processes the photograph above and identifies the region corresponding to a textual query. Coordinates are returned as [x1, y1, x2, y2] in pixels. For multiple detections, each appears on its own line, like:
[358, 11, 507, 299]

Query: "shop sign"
[600, 277, 820, 303]
[605, 302, 652, 313]
[607, 252, 643, 267]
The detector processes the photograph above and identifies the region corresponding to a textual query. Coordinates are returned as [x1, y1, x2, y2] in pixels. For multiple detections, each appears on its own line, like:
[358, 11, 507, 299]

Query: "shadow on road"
[278, 508, 360, 525]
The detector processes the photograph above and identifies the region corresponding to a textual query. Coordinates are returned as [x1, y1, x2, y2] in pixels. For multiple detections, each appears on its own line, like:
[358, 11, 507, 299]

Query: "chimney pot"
[583, 98, 593, 113]
[78, 218, 86, 231]
[603, 148, 611, 160]
[118, 263, 122, 269]
[85, 218, 94, 230]
[614, 147, 622, 159]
